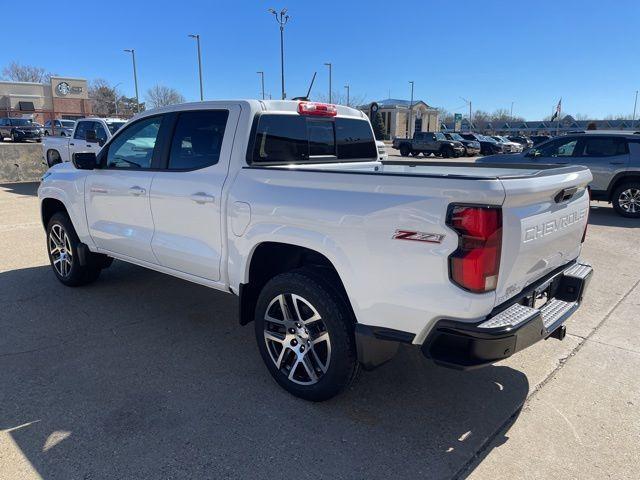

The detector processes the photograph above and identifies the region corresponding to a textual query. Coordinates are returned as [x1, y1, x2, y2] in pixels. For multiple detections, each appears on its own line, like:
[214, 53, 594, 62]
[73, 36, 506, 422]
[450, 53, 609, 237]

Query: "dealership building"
[0, 77, 92, 123]
[361, 99, 440, 140]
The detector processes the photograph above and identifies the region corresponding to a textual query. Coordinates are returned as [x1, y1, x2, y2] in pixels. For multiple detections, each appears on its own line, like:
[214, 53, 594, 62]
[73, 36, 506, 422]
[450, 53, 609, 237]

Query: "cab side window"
[537, 137, 578, 157]
[94, 122, 108, 144]
[106, 116, 163, 169]
[168, 110, 229, 170]
[74, 121, 88, 140]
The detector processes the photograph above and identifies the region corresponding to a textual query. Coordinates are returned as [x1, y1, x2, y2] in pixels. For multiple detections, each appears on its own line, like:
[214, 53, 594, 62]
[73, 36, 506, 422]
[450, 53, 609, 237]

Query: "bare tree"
[145, 85, 186, 109]
[314, 90, 367, 107]
[2, 61, 56, 83]
[89, 79, 119, 117]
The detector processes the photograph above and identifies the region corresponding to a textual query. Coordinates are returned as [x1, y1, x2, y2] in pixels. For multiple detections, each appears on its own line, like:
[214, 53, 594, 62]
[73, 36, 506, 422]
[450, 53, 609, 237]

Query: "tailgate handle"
[554, 187, 578, 203]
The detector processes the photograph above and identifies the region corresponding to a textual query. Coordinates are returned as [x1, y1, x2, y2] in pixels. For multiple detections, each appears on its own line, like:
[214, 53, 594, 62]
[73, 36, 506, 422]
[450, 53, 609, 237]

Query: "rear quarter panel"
[228, 167, 506, 343]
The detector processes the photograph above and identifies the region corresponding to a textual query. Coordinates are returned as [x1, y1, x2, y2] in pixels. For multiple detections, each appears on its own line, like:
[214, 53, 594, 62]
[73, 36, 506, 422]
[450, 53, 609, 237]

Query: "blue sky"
[5, 0, 639, 119]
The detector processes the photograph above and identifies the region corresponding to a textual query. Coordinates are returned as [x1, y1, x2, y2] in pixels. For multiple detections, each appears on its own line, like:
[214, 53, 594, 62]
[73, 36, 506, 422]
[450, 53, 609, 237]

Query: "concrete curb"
[0, 144, 47, 183]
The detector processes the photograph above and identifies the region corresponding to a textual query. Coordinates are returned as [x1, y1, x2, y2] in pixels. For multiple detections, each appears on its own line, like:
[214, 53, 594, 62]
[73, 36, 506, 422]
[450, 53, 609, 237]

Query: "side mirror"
[73, 152, 97, 170]
[85, 129, 97, 143]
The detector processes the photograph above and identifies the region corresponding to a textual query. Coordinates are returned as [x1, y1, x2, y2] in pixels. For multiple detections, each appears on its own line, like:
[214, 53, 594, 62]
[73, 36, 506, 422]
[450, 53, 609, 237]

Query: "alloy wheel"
[263, 293, 331, 385]
[49, 224, 73, 277]
[618, 188, 640, 214]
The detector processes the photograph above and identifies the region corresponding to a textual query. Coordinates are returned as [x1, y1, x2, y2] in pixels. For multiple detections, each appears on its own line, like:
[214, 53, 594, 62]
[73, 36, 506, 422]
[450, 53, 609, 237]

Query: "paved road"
[0, 182, 638, 480]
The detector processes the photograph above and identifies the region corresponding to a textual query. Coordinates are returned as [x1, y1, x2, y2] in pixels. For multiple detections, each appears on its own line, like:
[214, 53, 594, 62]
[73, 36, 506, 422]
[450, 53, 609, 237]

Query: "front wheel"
[254, 269, 359, 401]
[46, 212, 105, 286]
[612, 182, 640, 218]
[399, 144, 410, 157]
[441, 145, 453, 158]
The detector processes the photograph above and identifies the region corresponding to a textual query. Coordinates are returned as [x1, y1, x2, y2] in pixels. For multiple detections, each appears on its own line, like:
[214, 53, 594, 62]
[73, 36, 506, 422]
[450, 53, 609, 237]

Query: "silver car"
[44, 119, 76, 137]
[477, 131, 640, 217]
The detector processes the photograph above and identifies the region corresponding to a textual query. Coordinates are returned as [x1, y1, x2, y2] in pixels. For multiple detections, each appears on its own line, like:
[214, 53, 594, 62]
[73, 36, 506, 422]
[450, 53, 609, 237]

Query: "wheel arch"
[41, 197, 69, 229]
[606, 172, 640, 200]
[238, 242, 354, 326]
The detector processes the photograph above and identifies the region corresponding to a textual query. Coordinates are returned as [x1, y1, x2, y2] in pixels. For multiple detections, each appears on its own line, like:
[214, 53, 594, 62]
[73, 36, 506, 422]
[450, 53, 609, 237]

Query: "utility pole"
[633, 90, 638, 129]
[268, 8, 290, 100]
[257, 71, 265, 100]
[124, 49, 140, 113]
[188, 34, 204, 101]
[324, 62, 332, 103]
[344, 84, 350, 106]
[406, 81, 414, 136]
[460, 97, 472, 130]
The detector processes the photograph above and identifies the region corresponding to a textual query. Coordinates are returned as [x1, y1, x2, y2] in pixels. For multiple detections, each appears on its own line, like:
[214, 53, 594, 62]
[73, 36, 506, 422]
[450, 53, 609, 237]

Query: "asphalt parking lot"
[1, 181, 639, 480]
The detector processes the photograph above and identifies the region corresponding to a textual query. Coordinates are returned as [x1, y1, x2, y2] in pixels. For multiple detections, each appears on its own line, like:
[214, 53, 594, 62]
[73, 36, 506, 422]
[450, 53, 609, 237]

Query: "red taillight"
[297, 101, 338, 117]
[447, 205, 502, 293]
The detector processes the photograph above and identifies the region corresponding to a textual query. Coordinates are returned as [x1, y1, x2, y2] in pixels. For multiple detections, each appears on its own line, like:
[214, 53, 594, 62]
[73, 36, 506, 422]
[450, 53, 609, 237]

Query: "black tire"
[12, 132, 20, 143]
[612, 182, 640, 218]
[46, 149, 62, 167]
[44, 131, 49, 136]
[399, 144, 410, 157]
[46, 212, 105, 286]
[441, 145, 454, 158]
[254, 268, 359, 401]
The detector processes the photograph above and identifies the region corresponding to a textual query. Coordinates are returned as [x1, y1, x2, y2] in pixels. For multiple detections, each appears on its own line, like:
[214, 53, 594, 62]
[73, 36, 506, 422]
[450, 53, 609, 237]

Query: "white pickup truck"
[38, 100, 593, 401]
[42, 117, 126, 167]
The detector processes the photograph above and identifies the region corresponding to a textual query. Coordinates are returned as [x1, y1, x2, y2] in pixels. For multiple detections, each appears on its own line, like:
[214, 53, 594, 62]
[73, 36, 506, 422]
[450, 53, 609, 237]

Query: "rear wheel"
[46, 212, 106, 286]
[612, 182, 640, 218]
[399, 144, 410, 157]
[254, 268, 359, 401]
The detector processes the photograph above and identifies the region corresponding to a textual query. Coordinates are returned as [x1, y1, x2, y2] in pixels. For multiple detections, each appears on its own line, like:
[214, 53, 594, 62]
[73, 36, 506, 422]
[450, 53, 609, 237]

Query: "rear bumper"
[421, 261, 593, 370]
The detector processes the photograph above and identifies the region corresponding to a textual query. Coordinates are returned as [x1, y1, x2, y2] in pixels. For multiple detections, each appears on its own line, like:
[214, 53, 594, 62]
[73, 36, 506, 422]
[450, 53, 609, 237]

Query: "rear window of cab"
[250, 114, 377, 164]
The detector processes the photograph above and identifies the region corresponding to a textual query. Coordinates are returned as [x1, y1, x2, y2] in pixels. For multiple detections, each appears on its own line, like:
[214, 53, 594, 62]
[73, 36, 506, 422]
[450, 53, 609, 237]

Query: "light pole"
[510, 101, 514, 119]
[268, 8, 290, 100]
[324, 63, 332, 103]
[460, 96, 472, 130]
[344, 85, 350, 106]
[188, 34, 204, 101]
[124, 49, 140, 113]
[633, 90, 638, 129]
[257, 71, 265, 100]
[406, 81, 414, 136]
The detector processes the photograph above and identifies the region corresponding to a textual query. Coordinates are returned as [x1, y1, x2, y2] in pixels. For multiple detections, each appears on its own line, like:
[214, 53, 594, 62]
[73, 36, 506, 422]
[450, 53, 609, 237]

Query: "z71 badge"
[392, 230, 445, 243]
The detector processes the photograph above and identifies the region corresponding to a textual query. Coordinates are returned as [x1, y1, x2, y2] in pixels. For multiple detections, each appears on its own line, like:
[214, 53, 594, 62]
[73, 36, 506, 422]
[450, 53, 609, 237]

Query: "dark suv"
[458, 133, 503, 155]
[443, 132, 481, 156]
[0, 117, 42, 142]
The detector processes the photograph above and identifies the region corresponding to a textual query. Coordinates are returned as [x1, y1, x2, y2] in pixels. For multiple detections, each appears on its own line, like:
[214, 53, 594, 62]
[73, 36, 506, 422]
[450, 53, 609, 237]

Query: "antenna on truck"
[291, 71, 317, 102]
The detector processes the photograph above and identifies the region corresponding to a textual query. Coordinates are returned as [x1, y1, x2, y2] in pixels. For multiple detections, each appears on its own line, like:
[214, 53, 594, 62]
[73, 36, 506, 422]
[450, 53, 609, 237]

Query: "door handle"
[86, 144, 93, 147]
[69, 143, 74, 146]
[190, 192, 215, 204]
[129, 186, 146, 196]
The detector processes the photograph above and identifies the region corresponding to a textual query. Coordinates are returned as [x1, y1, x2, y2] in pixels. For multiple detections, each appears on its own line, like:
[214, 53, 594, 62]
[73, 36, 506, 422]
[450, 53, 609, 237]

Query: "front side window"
[537, 138, 578, 157]
[106, 116, 162, 169]
[168, 110, 229, 170]
[94, 123, 108, 144]
[581, 137, 627, 157]
[251, 114, 376, 164]
[74, 121, 88, 140]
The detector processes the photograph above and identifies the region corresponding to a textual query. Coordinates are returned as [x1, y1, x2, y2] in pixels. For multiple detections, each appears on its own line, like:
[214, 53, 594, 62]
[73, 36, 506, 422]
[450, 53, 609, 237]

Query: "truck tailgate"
[495, 166, 592, 305]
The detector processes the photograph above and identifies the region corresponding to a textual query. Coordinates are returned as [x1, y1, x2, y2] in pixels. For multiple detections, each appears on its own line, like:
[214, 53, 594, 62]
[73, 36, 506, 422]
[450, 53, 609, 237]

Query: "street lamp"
[460, 96, 472, 130]
[324, 62, 332, 103]
[123, 49, 140, 113]
[407, 81, 414, 136]
[188, 34, 204, 101]
[257, 71, 265, 100]
[344, 84, 350, 106]
[268, 8, 290, 100]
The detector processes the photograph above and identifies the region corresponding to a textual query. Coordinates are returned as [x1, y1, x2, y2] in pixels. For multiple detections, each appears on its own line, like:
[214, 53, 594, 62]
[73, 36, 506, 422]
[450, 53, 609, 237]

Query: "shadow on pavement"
[588, 203, 639, 228]
[0, 262, 528, 479]
[0, 182, 39, 197]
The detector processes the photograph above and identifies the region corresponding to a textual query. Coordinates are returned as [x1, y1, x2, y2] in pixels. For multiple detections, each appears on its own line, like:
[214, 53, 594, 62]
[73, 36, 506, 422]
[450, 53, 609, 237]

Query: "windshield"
[106, 122, 126, 134]
[61, 121, 75, 128]
[482, 135, 497, 143]
[449, 133, 464, 141]
[434, 132, 446, 141]
[11, 119, 32, 126]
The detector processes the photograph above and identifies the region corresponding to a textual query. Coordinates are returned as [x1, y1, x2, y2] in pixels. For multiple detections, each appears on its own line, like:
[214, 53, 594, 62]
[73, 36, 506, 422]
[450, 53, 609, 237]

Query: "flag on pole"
[550, 98, 562, 122]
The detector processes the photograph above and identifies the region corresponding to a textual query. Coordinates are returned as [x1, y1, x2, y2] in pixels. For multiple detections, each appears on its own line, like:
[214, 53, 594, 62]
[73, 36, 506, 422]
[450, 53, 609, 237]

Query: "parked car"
[491, 135, 523, 153]
[0, 117, 43, 142]
[39, 100, 593, 401]
[42, 117, 126, 166]
[508, 135, 533, 149]
[530, 134, 553, 146]
[478, 131, 640, 217]
[44, 119, 76, 137]
[458, 133, 503, 155]
[376, 140, 388, 160]
[392, 131, 465, 157]
[443, 132, 481, 156]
